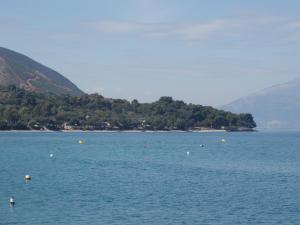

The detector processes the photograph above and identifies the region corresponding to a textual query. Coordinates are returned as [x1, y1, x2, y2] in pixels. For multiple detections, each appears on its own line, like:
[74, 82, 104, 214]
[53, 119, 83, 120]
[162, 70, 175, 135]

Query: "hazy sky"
[1, 0, 300, 106]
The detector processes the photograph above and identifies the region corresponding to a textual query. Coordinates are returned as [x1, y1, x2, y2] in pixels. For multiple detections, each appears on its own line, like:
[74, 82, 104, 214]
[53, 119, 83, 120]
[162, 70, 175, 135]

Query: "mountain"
[222, 78, 300, 130]
[0, 47, 84, 96]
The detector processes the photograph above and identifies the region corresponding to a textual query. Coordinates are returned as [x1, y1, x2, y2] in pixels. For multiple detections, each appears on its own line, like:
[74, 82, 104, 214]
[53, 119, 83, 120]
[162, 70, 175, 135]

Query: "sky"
[1, 0, 300, 106]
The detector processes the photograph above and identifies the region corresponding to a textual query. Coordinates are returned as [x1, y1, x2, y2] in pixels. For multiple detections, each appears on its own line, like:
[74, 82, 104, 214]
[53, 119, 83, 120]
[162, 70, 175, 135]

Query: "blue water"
[0, 131, 299, 225]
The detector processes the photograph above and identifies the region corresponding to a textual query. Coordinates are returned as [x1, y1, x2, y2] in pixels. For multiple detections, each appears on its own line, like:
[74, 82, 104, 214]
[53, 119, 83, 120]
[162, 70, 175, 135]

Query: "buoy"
[50, 153, 54, 158]
[78, 140, 84, 144]
[186, 151, 190, 155]
[24, 174, 31, 181]
[200, 144, 204, 147]
[220, 139, 226, 143]
[9, 196, 15, 205]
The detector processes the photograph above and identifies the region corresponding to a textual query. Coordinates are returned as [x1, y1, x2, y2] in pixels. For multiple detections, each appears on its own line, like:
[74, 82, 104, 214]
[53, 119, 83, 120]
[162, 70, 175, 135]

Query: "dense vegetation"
[0, 86, 256, 131]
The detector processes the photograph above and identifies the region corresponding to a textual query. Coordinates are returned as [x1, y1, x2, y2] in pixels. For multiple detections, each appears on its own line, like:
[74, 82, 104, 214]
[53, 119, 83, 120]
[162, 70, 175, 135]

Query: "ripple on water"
[0, 131, 299, 224]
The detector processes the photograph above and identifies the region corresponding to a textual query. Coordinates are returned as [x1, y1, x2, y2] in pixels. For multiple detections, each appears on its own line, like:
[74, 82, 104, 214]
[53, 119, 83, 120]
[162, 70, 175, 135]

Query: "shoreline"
[0, 129, 248, 133]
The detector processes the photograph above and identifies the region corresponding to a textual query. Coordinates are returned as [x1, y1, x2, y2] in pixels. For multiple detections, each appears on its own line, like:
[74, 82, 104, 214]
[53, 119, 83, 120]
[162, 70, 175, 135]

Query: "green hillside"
[0, 86, 256, 131]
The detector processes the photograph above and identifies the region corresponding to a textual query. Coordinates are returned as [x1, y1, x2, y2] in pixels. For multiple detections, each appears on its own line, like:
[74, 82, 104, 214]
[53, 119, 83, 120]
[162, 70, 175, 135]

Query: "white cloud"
[87, 21, 143, 33]
[49, 33, 79, 40]
[285, 22, 300, 29]
[85, 20, 233, 40]
[85, 17, 300, 42]
[172, 20, 231, 40]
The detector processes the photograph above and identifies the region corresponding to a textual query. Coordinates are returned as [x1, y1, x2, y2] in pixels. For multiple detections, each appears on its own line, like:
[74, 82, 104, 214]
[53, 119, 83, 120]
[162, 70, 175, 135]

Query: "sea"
[0, 131, 299, 225]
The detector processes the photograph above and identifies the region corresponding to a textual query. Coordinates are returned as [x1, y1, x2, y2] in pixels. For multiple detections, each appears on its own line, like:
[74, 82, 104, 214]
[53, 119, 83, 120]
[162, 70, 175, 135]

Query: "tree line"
[0, 85, 256, 131]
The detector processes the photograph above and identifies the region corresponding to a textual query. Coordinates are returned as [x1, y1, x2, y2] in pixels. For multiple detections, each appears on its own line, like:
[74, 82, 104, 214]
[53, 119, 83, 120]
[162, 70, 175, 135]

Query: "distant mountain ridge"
[0, 47, 84, 96]
[222, 77, 300, 130]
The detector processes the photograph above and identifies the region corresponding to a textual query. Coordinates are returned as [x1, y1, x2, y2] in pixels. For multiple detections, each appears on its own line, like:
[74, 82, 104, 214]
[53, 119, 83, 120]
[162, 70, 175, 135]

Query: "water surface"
[0, 131, 299, 224]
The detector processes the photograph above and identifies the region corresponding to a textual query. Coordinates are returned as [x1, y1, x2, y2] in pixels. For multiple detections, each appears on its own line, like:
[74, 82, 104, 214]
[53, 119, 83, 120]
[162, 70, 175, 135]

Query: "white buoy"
[9, 196, 15, 205]
[221, 139, 226, 143]
[78, 140, 84, 144]
[50, 153, 54, 158]
[186, 151, 190, 155]
[24, 174, 31, 181]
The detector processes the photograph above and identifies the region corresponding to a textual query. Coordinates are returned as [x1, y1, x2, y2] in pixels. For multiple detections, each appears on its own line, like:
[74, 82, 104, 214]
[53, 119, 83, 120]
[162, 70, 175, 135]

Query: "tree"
[0, 86, 256, 131]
